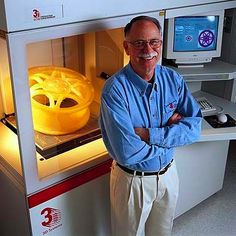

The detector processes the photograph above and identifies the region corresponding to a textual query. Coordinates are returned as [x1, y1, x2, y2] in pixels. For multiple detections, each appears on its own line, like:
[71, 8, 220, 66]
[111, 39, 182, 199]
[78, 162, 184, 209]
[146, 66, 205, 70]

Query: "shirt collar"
[125, 63, 159, 96]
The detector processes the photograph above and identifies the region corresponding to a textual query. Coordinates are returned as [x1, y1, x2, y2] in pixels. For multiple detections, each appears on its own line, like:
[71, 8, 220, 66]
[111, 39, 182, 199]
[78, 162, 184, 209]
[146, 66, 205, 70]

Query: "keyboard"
[196, 97, 217, 115]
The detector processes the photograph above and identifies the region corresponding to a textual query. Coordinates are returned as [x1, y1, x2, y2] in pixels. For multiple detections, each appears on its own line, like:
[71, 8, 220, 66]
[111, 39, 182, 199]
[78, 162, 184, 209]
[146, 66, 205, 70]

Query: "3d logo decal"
[32, 7, 57, 21]
[41, 207, 61, 227]
[32, 9, 41, 20]
[41, 207, 62, 235]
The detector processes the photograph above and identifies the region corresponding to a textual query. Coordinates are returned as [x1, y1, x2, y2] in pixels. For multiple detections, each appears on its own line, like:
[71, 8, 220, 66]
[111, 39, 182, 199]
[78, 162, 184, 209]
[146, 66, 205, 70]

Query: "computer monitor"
[163, 10, 224, 68]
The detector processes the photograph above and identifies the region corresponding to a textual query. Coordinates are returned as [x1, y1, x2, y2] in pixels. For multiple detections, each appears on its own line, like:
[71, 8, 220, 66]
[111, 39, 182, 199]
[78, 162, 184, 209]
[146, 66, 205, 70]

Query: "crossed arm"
[134, 112, 182, 143]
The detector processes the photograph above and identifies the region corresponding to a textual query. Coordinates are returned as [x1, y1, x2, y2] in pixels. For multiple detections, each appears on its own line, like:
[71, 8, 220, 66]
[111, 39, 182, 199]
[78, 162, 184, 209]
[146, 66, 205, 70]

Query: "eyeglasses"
[127, 39, 162, 49]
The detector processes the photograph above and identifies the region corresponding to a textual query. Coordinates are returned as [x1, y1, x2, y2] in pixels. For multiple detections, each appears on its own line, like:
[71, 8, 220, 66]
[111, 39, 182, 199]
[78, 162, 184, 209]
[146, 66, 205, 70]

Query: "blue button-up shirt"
[99, 63, 202, 172]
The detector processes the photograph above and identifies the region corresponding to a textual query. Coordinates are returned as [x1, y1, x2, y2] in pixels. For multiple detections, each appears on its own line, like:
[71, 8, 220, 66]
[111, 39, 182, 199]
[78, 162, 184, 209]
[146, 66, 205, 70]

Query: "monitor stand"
[175, 63, 205, 68]
[162, 58, 205, 68]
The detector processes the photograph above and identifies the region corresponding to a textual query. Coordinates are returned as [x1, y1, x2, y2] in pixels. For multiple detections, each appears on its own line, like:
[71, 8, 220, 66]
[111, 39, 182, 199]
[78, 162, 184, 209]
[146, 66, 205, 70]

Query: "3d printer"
[0, 7, 164, 199]
[0, 21, 132, 187]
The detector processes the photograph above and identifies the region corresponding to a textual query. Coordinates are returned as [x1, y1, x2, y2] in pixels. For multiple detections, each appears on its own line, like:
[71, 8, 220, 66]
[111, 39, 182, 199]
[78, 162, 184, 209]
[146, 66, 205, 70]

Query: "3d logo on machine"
[32, 8, 57, 21]
[32, 9, 41, 20]
[41, 207, 62, 235]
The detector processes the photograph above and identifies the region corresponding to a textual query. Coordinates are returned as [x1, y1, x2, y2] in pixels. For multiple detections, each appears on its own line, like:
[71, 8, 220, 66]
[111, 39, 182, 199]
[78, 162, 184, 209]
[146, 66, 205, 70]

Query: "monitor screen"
[163, 10, 224, 67]
[174, 16, 219, 52]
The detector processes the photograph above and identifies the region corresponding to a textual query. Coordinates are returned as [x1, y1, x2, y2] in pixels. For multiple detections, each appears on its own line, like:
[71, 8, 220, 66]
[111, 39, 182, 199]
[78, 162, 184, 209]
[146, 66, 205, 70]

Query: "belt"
[117, 159, 173, 176]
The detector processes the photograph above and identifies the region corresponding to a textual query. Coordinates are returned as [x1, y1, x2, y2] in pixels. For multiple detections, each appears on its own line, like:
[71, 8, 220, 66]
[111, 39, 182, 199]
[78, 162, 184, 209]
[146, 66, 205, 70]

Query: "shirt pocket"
[162, 100, 178, 125]
[164, 100, 178, 114]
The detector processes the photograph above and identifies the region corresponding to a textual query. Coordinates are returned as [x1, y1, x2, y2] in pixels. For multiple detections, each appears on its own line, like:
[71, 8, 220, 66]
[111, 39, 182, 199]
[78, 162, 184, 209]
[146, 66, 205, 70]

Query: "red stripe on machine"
[28, 159, 112, 208]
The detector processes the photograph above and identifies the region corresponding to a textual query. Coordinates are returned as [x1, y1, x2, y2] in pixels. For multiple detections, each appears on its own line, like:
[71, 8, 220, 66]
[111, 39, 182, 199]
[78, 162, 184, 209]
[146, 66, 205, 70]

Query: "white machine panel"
[0, 0, 230, 32]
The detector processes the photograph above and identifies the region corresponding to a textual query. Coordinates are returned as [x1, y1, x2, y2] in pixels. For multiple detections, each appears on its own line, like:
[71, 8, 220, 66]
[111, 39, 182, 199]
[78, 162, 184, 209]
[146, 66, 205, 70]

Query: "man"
[99, 15, 202, 236]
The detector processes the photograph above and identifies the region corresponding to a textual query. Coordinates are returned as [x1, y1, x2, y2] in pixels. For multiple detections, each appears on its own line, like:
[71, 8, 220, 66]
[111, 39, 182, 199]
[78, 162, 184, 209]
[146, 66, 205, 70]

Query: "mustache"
[138, 52, 158, 59]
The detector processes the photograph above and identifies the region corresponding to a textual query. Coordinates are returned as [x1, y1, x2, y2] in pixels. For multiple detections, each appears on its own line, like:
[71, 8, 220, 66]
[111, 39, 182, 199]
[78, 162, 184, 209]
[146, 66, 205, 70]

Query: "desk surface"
[193, 90, 236, 142]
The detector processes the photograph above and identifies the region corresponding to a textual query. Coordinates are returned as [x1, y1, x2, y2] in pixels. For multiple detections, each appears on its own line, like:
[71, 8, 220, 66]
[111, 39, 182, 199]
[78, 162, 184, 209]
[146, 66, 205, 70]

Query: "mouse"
[216, 113, 228, 124]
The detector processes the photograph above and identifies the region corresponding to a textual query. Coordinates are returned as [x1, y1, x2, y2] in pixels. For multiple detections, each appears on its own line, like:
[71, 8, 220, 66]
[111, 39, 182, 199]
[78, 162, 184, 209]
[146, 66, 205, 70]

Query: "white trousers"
[110, 160, 179, 236]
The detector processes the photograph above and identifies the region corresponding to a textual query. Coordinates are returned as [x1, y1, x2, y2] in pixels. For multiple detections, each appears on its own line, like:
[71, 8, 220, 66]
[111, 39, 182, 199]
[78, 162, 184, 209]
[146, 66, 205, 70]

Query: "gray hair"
[124, 15, 162, 37]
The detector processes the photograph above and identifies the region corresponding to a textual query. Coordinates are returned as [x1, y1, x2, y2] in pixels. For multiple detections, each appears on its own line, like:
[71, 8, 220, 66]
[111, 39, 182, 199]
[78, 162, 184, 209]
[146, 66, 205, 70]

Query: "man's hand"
[134, 127, 149, 143]
[167, 112, 182, 126]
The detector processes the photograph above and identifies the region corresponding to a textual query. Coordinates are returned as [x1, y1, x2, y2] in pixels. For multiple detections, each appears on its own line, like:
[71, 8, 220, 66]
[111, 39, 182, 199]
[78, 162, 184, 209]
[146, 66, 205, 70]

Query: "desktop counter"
[175, 90, 236, 217]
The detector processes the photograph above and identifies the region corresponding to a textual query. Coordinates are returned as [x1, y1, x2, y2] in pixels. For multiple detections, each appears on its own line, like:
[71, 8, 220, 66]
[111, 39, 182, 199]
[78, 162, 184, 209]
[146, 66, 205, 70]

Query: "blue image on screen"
[174, 16, 219, 52]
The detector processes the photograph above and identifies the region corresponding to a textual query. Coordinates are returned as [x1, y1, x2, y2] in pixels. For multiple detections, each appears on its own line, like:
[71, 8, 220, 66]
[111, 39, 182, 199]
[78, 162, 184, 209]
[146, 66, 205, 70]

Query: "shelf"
[166, 59, 236, 82]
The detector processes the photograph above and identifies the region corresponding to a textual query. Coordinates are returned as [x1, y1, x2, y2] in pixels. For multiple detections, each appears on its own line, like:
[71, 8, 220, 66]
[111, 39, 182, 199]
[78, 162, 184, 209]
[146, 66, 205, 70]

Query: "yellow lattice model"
[29, 66, 94, 135]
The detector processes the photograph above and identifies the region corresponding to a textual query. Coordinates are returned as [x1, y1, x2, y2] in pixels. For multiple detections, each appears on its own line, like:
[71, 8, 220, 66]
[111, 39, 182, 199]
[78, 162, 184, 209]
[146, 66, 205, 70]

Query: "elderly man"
[99, 15, 202, 236]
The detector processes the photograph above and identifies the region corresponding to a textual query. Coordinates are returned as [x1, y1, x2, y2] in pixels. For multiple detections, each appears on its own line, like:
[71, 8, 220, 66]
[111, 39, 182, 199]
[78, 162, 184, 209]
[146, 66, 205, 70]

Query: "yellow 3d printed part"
[29, 66, 94, 135]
